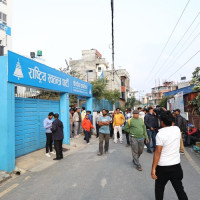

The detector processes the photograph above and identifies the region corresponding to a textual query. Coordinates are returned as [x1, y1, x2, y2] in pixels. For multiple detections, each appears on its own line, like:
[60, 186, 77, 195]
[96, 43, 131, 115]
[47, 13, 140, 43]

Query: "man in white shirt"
[151, 111, 188, 200]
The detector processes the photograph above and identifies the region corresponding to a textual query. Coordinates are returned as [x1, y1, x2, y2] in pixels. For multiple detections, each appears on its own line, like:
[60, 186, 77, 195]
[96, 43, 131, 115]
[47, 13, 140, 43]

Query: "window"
[0, 0, 7, 5]
[0, 12, 7, 25]
[98, 67, 101, 72]
[121, 79, 125, 86]
[121, 92, 125, 100]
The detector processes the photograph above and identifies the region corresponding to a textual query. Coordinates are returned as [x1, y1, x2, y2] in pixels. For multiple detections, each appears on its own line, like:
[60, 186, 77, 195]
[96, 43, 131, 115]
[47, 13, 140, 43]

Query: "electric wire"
[153, 11, 200, 78]
[167, 48, 200, 80]
[144, 0, 191, 85]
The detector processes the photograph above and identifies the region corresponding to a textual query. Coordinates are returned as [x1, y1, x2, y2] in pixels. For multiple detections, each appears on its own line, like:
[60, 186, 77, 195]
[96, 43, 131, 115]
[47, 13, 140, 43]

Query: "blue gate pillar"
[60, 93, 70, 145]
[0, 56, 15, 172]
[86, 97, 93, 114]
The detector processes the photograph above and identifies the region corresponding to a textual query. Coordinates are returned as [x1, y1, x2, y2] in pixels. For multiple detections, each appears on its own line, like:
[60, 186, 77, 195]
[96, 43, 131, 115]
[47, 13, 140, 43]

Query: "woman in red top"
[82, 114, 94, 144]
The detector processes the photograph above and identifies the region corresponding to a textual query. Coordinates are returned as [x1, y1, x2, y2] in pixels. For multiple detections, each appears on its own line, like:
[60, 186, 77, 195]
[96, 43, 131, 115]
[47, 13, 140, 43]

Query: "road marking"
[101, 178, 107, 188]
[185, 149, 200, 175]
[0, 183, 19, 198]
[24, 176, 31, 181]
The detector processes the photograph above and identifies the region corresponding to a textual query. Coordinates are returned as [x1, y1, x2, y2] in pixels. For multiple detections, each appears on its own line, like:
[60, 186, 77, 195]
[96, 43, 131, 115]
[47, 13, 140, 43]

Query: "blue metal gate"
[15, 98, 60, 157]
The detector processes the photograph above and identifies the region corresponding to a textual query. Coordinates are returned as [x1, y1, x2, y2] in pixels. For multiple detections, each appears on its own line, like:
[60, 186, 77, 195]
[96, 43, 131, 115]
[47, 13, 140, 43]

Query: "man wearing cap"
[124, 110, 149, 171]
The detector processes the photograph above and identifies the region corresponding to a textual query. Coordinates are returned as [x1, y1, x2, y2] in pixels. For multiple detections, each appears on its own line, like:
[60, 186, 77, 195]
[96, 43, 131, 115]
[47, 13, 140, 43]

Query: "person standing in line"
[124, 110, 149, 171]
[138, 107, 145, 122]
[73, 108, 81, 138]
[175, 109, 187, 154]
[51, 113, 64, 161]
[95, 111, 101, 138]
[113, 108, 125, 144]
[109, 112, 115, 138]
[125, 108, 132, 147]
[81, 107, 86, 121]
[82, 114, 95, 144]
[43, 112, 56, 157]
[144, 107, 157, 153]
[97, 109, 111, 156]
[151, 111, 188, 200]
[69, 109, 74, 138]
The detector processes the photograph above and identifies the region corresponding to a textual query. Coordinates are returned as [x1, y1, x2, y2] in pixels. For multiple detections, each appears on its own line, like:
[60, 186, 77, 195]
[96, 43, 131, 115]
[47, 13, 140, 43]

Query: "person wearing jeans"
[151, 111, 188, 200]
[113, 108, 125, 144]
[144, 107, 157, 153]
[97, 109, 111, 156]
[43, 112, 56, 158]
[82, 114, 94, 144]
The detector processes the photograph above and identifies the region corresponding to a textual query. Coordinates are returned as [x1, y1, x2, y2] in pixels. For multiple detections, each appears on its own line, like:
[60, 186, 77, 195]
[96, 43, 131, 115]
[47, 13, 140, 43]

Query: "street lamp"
[86, 70, 93, 82]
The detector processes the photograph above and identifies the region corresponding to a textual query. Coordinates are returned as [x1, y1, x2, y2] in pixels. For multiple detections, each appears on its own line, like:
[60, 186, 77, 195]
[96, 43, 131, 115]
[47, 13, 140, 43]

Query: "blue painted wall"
[0, 56, 15, 172]
[60, 93, 70, 145]
[15, 98, 60, 157]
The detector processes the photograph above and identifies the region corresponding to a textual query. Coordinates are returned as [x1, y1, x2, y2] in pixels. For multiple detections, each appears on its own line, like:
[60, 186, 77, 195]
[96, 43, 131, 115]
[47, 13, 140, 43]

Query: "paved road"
[0, 138, 200, 200]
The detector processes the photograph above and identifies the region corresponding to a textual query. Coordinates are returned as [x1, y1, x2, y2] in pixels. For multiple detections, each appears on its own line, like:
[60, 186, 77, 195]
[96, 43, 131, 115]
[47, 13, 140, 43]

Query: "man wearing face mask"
[145, 107, 157, 153]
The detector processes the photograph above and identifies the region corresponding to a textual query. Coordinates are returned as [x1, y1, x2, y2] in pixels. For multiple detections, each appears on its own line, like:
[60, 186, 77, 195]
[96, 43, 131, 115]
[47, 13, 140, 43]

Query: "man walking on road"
[97, 109, 111, 156]
[144, 107, 157, 153]
[113, 108, 125, 144]
[124, 110, 149, 171]
[43, 112, 56, 158]
[151, 111, 188, 200]
[51, 113, 64, 160]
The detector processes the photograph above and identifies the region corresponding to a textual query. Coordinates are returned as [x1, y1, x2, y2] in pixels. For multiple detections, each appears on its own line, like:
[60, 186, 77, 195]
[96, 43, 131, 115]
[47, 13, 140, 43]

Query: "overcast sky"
[12, 0, 200, 97]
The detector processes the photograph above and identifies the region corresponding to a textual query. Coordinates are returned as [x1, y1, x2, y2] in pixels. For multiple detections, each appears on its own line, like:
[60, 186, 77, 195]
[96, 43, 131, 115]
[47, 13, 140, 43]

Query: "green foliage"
[159, 96, 173, 108]
[190, 67, 200, 115]
[190, 67, 200, 91]
[91, 78, 120, 104]
[125, 97, 136, 109]
[104, 89, 120, 104]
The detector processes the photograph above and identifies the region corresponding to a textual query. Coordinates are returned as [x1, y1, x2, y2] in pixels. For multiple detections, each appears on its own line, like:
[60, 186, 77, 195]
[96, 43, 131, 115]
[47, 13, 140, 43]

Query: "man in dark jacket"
[51, 113, 64, 160]
[175, 109, 186, 154]
[144, 107, 157, 153]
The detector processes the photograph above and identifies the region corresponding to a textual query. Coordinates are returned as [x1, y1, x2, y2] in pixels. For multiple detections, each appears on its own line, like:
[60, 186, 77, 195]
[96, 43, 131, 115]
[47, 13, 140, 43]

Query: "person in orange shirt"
[82, 114, 95, 144]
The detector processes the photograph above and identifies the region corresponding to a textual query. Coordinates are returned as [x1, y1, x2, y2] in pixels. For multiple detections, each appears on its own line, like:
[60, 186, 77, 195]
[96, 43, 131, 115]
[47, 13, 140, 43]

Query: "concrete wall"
[0, 0, 12, 55]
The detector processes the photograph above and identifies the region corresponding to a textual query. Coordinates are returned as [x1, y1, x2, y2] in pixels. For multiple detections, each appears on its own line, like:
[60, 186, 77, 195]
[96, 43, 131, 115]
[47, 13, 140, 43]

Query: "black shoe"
[147, 149, 152, 153]
[53, 158, 61, 160]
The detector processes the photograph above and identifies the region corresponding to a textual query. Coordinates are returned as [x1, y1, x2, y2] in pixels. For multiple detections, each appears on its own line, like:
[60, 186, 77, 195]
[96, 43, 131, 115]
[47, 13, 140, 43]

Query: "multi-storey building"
[69, 50, 130, 106]
[0, 0, 12, 55]
[104, 69, 130, 103]
[69, 49, 109, 82]
[150, 81, 177, 105]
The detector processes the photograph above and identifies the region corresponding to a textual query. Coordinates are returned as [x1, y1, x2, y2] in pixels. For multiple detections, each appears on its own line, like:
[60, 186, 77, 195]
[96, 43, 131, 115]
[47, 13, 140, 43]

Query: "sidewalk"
[0, 135, 98, 184]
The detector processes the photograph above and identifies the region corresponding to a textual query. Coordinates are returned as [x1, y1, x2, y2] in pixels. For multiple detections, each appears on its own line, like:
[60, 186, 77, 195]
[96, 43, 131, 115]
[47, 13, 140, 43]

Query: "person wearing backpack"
[175, 109, 187, 154]
[124, 110, 149, 171]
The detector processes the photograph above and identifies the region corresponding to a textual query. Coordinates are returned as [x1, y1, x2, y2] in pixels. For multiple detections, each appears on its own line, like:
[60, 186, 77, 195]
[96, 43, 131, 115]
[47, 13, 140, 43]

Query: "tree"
[190, 67, 200, 115]
[91, 78, 120, 103]
[104, 89, 120, 104]
[159, 96, 173, 108]
[91, 78, 108, 100]
[125, 97, 137, 108]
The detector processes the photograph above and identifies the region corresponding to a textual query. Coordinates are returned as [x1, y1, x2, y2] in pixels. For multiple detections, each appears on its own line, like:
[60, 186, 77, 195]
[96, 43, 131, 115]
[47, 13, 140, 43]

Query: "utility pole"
[111, 0, 115, 89]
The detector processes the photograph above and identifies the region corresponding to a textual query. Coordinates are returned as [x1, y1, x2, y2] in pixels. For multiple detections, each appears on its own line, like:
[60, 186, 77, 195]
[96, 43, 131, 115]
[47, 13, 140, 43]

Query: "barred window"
[0, 12, 7, 25]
